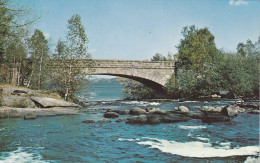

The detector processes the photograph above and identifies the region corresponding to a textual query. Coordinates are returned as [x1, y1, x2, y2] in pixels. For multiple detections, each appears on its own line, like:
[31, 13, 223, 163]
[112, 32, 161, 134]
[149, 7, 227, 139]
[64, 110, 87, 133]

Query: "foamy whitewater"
[0, 148, 46, 163]
[137, 138, 259, 158]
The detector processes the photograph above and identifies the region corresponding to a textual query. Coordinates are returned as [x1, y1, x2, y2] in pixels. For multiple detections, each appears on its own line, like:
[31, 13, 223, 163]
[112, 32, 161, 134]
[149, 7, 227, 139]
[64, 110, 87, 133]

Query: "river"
[0, 78, 259, 162]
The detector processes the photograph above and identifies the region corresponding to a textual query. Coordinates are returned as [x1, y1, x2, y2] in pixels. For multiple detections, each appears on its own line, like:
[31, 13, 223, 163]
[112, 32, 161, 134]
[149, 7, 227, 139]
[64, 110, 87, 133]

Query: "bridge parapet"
[91, 59, 175, 69]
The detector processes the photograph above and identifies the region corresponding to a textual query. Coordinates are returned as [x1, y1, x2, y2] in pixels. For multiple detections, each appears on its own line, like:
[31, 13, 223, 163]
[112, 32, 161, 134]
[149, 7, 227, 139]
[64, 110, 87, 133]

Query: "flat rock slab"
[0, 106, 79, 119]
[30, 96, 81, 108]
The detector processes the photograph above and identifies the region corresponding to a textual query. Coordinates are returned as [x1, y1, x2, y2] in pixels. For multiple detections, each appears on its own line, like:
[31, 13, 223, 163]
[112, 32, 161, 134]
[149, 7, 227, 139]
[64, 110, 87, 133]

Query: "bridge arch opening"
[88, 74, 165, 93]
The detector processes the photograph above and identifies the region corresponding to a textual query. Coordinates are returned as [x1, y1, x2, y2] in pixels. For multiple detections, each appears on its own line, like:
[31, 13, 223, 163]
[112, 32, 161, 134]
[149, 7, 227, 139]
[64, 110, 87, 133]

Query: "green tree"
[0, 0, 12, 63]
[0, 0, 40, 84]
[51, 14, 93, 102]
[151, 53, 167, 61]
[168, 25, 221, 97]
[5, 38, 27, 85]
[27, 29, 50, 90]
[177, 25, 219, 72]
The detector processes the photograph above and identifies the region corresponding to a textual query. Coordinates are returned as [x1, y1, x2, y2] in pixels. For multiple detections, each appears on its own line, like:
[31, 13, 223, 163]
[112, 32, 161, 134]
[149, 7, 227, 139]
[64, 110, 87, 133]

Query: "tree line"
[123, 25, 259, 100]
[0, 0, 92, 102]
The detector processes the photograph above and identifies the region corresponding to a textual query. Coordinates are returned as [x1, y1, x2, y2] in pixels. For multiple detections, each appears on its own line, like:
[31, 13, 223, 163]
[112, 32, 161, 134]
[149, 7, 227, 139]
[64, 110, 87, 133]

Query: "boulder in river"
[248, 109, 260, 114]
[147, 115, 162, 124]
[161, 114, 190, 123]
[98, 118, 112, 123]
[115, 118, 126, 123]
[125, 115, 148, 124]
[104, 112, 119, 118]
[112, 110, 130, 115]
[188, 112, 203, 119]
[221, 105, 239, 117]
[200, 106, 223, 113]
[202, 113, 230, 123]
[174, 106, 190, 113]
[129, 107, 147, 115]
[82, 120, 95, 123]
[146, 108, 167, 115]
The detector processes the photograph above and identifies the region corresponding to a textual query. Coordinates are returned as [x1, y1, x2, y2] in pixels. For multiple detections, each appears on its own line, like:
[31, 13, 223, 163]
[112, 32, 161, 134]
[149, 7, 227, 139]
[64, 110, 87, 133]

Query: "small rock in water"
[98, 118, 112, 123]
[82, 120, 95, 123]
[115, 118, 125, 123]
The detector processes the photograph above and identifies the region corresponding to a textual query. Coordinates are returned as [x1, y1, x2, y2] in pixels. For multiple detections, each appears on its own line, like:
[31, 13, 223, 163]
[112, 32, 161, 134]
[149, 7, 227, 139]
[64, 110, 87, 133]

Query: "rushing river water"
[0, 79, 259, 162]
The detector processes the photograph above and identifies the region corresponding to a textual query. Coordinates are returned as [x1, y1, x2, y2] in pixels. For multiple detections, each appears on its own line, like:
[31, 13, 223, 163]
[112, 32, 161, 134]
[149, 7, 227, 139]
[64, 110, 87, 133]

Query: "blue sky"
[14, 0, 260, 60]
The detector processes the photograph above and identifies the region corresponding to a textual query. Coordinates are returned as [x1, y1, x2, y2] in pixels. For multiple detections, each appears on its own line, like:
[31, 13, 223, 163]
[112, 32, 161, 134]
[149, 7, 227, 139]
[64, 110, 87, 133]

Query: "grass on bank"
[0, 84, 63, 102]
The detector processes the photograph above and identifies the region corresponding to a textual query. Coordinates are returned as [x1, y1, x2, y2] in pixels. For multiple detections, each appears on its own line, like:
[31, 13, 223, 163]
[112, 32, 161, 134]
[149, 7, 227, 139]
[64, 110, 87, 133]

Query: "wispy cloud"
[229, 0, 248, 6]
[89, 49, 96, 53]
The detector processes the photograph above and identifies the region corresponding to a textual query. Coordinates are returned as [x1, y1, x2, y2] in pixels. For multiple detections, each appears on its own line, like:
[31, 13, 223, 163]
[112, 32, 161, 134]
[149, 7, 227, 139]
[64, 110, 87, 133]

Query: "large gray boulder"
[221, 105, 239, 117]
[112, 110, 130, 115]
[30, 96, 81, 108]
[174, 106, 190, 113]
[202, 113, 230, 123]
[125, 115, 148, 124]
[146, 108, 167, 115]
[248, 109, 260, 114]
[188, 112, 203, 119]
[161, 114, 190, 123]
[200, 106, 223, 113]
[147, 115, 162, 124]
[129, 107, 147, 115]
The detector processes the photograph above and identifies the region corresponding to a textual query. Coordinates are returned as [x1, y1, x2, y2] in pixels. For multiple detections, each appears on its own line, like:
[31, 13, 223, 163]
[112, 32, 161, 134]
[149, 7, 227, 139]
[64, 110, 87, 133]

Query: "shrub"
[7, 98, 30, 108]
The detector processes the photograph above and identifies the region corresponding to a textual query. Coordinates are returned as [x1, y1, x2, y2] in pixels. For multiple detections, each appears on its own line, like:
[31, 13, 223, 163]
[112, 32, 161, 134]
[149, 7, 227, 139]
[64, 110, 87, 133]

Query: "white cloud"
[44, 33, 51, 40]
[89, 49, 96, 53]
[229, 0, 248, 6]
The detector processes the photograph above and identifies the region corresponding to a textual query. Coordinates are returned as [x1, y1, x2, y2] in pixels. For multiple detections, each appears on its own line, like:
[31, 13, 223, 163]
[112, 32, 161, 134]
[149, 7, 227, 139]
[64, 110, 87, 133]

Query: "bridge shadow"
[92, 74, 166, 94]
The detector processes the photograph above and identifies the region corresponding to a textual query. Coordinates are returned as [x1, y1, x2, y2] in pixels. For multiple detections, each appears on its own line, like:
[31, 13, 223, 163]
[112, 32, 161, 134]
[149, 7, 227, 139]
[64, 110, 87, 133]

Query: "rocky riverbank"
[82, 103, 259, 125]
[0, 86, 82, 119]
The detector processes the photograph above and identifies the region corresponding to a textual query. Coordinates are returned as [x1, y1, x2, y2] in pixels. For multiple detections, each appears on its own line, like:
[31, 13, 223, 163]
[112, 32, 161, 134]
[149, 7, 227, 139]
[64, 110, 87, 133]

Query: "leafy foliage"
[151, 53, 167, 61]
[122, 79, 156, 100]
[50, 14, 93, 102]
[166, 26, 259, 99]
[27, 29, 50, 90]
[7, 98, 30, 108]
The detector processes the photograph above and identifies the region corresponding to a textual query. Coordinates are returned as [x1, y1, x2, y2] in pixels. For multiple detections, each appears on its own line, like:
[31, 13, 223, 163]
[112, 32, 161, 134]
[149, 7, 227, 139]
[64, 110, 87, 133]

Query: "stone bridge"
[87, 59, 175, 91]
[49, 59, 175, 91]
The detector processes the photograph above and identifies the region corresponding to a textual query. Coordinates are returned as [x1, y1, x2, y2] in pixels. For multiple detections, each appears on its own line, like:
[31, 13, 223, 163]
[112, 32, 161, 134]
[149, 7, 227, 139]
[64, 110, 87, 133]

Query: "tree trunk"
[38, 50, 43, 90]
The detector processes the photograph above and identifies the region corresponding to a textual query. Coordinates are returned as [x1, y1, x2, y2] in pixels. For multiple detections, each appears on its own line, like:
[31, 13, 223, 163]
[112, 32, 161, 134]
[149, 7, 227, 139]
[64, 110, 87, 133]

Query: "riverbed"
[0, 79, 259, 162]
